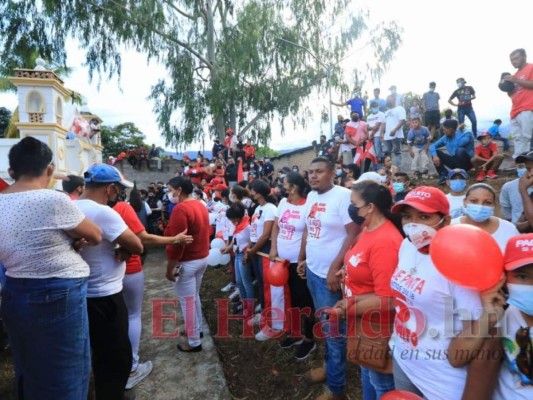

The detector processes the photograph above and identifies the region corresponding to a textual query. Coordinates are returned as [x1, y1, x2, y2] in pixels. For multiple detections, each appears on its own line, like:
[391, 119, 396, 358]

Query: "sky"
[0, 0, 532, 152]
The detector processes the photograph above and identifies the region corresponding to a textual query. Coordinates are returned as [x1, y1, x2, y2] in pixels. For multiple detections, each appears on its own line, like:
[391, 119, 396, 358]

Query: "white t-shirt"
[75, 199, 128, 298]
[451, 217, 518, 252]
[390, 238, 482, 400]
[384, 106, 406, 140]
[446, 194, 465, 219]
[232, 225, 251, 253]
[366, 111, 386, 133]
[250, 203, 277, 243]
[493, 305, 533, 400]
[212, 201, 229, 234]
[0, 190, 89, 279]
[276, 198, 307, 263]
[305, 186, 352, 278]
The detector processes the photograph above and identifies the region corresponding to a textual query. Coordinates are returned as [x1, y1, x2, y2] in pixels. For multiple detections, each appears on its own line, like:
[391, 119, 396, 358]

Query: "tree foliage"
[100, 122, 148, 158]
[0, 106, 11, 138]
[0, 0, 402, 148]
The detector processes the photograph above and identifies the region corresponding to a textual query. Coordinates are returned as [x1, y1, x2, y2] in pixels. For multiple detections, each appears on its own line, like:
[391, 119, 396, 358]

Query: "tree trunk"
[229, 98, 236, 134]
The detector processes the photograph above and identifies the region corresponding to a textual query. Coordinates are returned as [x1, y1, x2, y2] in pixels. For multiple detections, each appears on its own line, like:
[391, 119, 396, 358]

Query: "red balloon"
[382, 390, 423, 400]
[267, 261, 289, 287]
[430, 224, 503, 291]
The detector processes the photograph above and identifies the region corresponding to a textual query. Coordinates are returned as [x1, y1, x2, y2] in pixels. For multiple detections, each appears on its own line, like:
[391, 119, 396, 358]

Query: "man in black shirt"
[225, 157, 238, 186]
[448, 77, 477, 135]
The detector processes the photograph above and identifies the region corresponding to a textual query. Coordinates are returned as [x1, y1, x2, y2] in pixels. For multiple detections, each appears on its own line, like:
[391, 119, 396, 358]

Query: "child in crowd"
[488, 119, 510, 153]
[472, 131, 504, 182]
[491, 234, 533, 399]
[406, 117, 430, 179]
[392, 172, 412, 202]
[446, 168, 468, 219]
[408, 98, 422, 120]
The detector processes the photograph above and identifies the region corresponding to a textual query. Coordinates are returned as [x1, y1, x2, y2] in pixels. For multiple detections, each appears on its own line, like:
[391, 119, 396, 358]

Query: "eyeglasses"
[516, 326, 533, 379]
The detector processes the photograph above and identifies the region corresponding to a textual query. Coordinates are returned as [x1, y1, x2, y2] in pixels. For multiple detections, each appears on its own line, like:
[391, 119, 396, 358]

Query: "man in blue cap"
[76, 164, 144, 399]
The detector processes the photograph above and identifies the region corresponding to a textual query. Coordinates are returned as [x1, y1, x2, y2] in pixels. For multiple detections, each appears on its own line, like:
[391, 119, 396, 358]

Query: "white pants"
[411, 147, 430, 173]
[511, 110, 533, 158]
[173, 257, 208, 347]
[123, 270, 145, 371]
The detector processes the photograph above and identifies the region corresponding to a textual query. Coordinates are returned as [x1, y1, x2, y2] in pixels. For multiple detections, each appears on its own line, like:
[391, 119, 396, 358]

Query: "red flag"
[0, 178, 9, 192]
[237, 158, 244, 182]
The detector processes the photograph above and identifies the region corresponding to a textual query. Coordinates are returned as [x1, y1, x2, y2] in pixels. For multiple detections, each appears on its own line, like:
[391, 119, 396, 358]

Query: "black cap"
[442, 119, 459, 129]
[515, 151, 533, 164]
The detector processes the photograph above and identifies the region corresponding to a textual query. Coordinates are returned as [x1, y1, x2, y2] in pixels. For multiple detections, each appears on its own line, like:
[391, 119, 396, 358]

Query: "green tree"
[0, 107, 11, 138]
[0, 1, 402, 148]
[101, 122, 148, 158]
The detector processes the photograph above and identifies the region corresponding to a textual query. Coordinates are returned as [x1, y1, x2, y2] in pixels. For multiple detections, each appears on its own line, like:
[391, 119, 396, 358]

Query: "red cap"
[504, 234, 533, 271]
[391, 186, 450, 215]
[183, 154, 190, 160]
[215, 184, 228, 191]
[226, 128, 234, 134]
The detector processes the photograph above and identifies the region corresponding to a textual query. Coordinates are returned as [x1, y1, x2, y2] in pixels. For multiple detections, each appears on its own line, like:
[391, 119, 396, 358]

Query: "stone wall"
[271, 145, 317, 172]
[115, 158, 180, 189]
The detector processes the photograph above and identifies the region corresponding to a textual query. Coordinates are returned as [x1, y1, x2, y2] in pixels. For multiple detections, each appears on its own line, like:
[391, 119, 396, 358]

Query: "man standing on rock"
[502, 48, 533, 158]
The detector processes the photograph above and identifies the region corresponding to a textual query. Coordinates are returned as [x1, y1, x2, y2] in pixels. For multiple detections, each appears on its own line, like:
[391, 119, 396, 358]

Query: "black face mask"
[348, 204, 365, 225]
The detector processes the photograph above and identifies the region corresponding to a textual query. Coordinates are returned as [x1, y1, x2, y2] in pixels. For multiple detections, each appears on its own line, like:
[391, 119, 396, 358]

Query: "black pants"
[288, 263, 315, 340]
[435, 148, 473, 176]
[87, 292, 132, 400]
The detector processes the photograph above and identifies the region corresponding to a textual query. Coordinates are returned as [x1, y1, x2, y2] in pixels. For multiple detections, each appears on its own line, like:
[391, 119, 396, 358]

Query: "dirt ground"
[0, 171, 516, 400]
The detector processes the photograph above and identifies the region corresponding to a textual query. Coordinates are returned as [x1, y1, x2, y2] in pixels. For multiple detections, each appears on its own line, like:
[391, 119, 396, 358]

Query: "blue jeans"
[0, 277, 90, 400]
[373, 135, 383, 163]
[361, 366, 395, 400]
[382, 138, 403, 168]
[457, 106, 477, 135]
[235, 251, 255, 301]
[493, 134, 510, 151]
[250, 242, 270, 309]
[306, 268, 346, 396]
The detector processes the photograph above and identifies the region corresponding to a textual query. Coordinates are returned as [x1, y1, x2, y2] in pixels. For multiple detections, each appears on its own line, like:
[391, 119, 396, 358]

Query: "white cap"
[356, 171, 384, 184]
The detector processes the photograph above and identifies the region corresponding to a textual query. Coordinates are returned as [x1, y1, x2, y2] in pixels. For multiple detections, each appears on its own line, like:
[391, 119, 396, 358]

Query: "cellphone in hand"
[173, 264, 184, 282]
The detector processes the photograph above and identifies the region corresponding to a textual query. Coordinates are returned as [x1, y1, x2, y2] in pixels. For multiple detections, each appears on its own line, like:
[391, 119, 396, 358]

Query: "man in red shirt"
[471, 131, 504, 181]
[243, 139, 255, 161]
[503, 48, 533, 158]
[185, 159, 203, 185]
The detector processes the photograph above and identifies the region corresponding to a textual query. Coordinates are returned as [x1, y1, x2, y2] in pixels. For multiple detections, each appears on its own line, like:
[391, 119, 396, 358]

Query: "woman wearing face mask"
[491, 233, 533, 400]
[333, 181, 404, 399]
[164, 176, 210, 352]
[452, 183, 518, 252]
[390, 186, 501, 400]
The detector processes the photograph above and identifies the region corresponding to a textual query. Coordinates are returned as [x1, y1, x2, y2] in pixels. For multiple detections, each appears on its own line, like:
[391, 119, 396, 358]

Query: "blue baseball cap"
[84, 164, 133, 188]
[447, 168, 468, 180]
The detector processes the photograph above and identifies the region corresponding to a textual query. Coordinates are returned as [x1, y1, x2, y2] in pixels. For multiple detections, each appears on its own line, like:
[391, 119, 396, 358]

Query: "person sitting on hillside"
[471, 131, 504, 182]
[487, 119, 510, 154]
[148, 144, 162, 170]
[429, 119, 475, 185]
[316, 134, 333, 160]
[128, 148, 139, 169]
[137, 146, 151, 171]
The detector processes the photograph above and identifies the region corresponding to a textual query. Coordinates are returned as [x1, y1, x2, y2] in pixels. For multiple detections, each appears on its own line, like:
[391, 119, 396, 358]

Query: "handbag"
[346, 305, 393, 374]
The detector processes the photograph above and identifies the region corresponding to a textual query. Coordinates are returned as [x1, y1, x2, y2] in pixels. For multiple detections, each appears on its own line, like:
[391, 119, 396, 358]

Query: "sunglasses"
[516, 326, 533, 379]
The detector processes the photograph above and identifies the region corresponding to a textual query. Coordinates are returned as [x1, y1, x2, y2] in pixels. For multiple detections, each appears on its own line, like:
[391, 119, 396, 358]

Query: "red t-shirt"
[243, 144, 255, 160]
[185, 167, 204, 184]
[510, 63, 533, 119]
[474, 142, 498, 159]
[113, 202, 146, 274]
[344, 220, 403, 333]
[164, 200, 210, 262]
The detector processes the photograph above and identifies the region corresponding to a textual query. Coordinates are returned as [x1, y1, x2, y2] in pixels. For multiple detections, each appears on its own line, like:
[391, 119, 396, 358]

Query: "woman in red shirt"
[334, 181, 404, 399]
[164, 176, 211, 352]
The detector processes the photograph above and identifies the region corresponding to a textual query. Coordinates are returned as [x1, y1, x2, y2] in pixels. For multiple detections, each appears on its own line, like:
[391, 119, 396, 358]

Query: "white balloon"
[220, 253, 231, 265]
[210, 238, 225, 249]
[209, 213, 217, 225]
[207, 249, 222, 266]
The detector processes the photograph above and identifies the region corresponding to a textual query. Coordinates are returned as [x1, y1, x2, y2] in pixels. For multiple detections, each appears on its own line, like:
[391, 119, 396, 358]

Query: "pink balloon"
[430, 224, 503, 291]
[382, 390, 423, 400]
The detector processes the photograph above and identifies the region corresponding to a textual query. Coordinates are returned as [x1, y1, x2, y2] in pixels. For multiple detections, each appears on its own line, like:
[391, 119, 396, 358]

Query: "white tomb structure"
[0, 58, 103, 184]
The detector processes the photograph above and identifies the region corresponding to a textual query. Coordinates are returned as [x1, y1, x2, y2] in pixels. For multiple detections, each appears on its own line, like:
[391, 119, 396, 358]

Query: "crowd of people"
[0, 47, 532, 400]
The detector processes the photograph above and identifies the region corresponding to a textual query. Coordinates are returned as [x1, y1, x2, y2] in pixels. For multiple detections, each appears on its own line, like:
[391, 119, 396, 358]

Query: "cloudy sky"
[0, 0, 531, 152]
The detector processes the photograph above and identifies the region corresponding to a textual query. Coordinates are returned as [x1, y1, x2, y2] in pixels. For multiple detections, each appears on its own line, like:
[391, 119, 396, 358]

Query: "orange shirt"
[113, 202, 146, 274]
[510, 63, 533, 119]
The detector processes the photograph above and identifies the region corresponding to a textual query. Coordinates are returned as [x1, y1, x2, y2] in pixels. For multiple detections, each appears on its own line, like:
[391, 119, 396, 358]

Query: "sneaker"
[126, 361, 153, 390]
[247, 312, 262, 327]
[254, 304, 263, 313]
[179, 330, 204, 339]
[231, 303, 243, 314]
[476, 171, 486, 182]
[255, 326, 282, 342]
[295, 340, 317, 361]
[487, 170, 498, 179]
[228, 288, 240, 301]
[221, 282, 235, 293]
[279, 337, 304, 349]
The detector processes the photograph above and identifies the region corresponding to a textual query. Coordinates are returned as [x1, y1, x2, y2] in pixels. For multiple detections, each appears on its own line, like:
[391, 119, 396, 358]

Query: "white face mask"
[403, 218, 444, 250]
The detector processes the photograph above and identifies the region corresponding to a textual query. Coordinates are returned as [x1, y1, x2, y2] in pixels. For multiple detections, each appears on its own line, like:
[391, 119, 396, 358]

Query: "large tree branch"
[161, 0, 197, 20]
[90, 0, 213, 69]
[240, 110, 268, 136]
